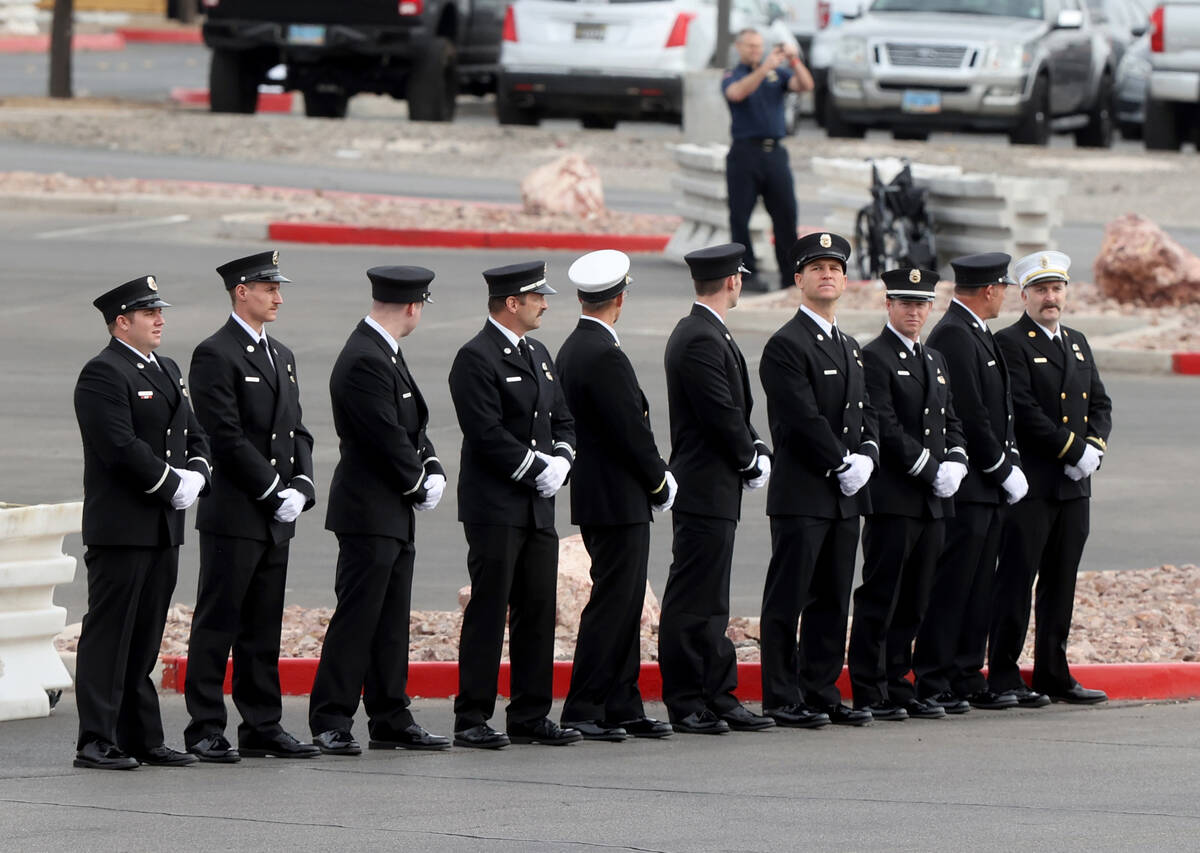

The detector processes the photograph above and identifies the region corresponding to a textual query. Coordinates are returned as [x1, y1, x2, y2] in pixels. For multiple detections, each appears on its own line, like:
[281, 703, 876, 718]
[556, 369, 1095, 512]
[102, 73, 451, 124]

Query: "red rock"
[1093, 213, 1200, 306]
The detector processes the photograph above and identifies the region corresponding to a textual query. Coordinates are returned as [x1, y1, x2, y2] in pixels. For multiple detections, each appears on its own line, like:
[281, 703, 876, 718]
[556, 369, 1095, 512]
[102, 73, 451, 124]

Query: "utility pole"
[48, 0, 73, 98]
[712, 0, 732, 68]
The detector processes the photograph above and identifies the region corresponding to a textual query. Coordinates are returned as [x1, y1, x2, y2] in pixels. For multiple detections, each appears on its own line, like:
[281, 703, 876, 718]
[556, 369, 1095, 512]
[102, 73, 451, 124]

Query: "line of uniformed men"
[69, 234, 1110, 769]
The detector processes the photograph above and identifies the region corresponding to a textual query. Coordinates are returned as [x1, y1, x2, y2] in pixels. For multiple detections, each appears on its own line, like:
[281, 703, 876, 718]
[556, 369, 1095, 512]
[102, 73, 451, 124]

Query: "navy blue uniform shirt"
[722, 63, 792, 140]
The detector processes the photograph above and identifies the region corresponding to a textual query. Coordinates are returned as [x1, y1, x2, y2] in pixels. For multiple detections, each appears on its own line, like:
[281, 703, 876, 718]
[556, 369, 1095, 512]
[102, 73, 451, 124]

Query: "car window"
[869, 0, 1043, 19]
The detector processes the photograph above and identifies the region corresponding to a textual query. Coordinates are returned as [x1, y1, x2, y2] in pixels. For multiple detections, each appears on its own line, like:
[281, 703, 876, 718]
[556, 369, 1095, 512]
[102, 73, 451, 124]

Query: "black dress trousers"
[309, 534, 417, 736]
[726, 141, 798, 288]
[184, 534, 290, 745]
[990, 496, 1090, 694]
[912, 502, 1004, 699]
[561, 523, 651, 724]
[454, 523, 560, 730]
[760, 515, 860, 710]
[75, 546, 178, 752]
[848, 514, 944, 707]
[658, 511, 740, 721]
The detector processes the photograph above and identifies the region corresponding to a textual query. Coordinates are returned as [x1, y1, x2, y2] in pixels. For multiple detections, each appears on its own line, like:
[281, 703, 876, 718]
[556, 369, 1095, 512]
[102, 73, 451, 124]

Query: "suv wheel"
[1144, 96, 1183, 151]
[824, 98, 866, 139]
[1075, 74, 1113, 148]
[209, 50, 258, 114]
[407, 36, 458, 122]
[1010, 75, 1049, 146]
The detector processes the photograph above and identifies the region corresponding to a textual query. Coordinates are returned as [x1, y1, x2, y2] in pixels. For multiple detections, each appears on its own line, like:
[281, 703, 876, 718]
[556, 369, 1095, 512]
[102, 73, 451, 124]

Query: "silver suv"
[826, 0, 1116, 145]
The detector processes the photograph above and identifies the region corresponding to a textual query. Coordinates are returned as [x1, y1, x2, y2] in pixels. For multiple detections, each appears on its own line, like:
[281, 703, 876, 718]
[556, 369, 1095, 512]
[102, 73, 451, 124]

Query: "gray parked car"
[826, 0, 1117, 146]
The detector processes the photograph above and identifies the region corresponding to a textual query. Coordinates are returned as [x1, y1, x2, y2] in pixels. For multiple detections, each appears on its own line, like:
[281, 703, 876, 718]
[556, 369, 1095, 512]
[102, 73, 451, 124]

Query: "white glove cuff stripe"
[187, 457, 212, 476]
[402, 473, 425, 496]
[145, 463, 171, 495]
[739, 455, 759, 473]
[256, 474, 281, 501]
[552, 442, 574, 459]
[908, 448, 931, 477]
[947, 446, 967, 459]
[292, 474, 314, 486]
[511, 450, 535, 481]
[754, 439, 768, 449]
[982, 453, 1006, 474]
[423, 455, 441, 465]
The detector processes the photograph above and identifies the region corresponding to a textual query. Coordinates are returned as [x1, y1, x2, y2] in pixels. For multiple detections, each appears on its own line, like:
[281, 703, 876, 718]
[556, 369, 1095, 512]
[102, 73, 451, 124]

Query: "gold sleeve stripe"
[649, 475, 668, 495]
[1057, 431, 1076, 459]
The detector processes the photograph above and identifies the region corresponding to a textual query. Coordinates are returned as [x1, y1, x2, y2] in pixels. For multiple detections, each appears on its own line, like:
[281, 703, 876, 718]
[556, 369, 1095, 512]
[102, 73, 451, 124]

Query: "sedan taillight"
[398, 0, 423, 16]
[817, 1, 830, 29]
[665, 12, 695, 48]
[503, 4, 518, 42]
[1150, 5, 1164, 52]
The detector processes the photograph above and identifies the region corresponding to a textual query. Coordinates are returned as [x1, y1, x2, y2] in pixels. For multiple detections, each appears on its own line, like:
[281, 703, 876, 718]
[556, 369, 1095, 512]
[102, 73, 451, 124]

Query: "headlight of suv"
[835, 37, 868, 69]
[984, 42, 1033, 73]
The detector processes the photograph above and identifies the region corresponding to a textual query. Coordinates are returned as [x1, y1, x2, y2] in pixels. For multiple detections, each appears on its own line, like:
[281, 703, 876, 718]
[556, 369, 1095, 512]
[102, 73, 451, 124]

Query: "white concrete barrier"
[665, 143, 779, 276]
[0, 502, 80, 722]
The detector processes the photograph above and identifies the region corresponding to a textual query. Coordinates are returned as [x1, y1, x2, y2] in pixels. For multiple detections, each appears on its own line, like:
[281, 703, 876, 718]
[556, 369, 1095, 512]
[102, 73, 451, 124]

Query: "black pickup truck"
[201, 0, 505, 120]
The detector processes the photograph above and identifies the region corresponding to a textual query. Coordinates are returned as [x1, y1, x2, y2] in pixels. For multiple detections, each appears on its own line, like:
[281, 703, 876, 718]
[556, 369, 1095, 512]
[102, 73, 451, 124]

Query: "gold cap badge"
[272, 250, 280, 264]
[909, 269, 921, 284]
[819, 233, 832, 248]
[147, 276, 157, 291]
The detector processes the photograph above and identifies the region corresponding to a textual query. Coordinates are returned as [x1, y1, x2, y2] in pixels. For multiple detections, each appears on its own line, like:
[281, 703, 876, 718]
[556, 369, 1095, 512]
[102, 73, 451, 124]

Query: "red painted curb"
[0, 33, 125, 53]
[267, 222, 671, 253]
[169, 87, 294, 113]
[161, 657, 1200, 702]
[1172, 352, 1200, 375]
[116, 27, 202, 44]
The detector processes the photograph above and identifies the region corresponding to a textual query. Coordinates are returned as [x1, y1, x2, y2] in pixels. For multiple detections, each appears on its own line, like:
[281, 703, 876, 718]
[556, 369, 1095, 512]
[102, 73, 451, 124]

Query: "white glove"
[273, 487, 306, 523]
[1076, 444, 1103, 478]
[170, 468, 205, 510]
[414, 473, 446, 511]
[534, 452, 571, 498]
[932, 461, 969, 499]
[1064, 463, 1084, 481]
[837, 453, 874, 496]
[653, 471, 678, 513]
[1001, 466, 1029, 505]
[743, 454, 771, 491]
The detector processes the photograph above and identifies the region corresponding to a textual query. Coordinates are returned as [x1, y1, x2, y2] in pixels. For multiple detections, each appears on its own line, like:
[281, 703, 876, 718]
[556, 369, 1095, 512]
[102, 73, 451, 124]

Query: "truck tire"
[1144, 96, 1183, 151]
[1075, 74, 1114, 148]
[304, 89, 349, 119]
[209, 49, 258, 114]
[1010, 75, 1049, 145]
[407, 36, 458, 122]
[496, 90, 540, 126]
[824, 98, 866, 139]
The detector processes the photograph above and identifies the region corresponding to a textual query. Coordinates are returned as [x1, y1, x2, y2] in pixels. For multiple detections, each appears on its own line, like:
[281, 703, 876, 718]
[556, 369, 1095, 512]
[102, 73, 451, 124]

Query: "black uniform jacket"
[74, 338, 212, 548]
[995, 312, 1113, 501]
[759, 308, 879, 520]
[188, 317, 315, 545]
[863, 326, 968, 519]
[449, 321, 575, 530]
[325, 320, 445, 540]
[664, 303, 768, 522]
[925, 301, 1019, 505]
[556, 318, 669, 526]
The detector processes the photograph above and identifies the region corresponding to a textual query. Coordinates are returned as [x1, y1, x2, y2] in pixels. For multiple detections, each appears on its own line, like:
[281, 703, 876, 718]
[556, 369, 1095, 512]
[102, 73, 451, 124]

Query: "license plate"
[574, 22, 606, 41]
[901, 89, 941, 114]
[287, 24, 326, 46]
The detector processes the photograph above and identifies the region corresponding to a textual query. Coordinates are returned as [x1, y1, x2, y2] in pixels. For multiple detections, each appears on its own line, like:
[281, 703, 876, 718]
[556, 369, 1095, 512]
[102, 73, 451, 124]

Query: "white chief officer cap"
[568, 249, 632, 303]
[1013, 250, 1071, 289]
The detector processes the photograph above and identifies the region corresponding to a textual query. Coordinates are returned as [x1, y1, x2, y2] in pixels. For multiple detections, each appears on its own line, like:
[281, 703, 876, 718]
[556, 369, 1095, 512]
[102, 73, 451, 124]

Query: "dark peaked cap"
[483, 260, 557, 297]
[683, 243, 749, 281]
[93, 275, 171, 324]
[951, 252, 1015, 287]
[367, 265, 435, 303]
[216, 250, 291, 290]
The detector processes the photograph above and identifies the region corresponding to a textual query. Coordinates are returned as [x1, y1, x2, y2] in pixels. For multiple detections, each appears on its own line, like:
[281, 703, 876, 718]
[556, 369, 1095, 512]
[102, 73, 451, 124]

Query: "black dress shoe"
[369, 723, 451, 751]
[671, 709, 730, 735]
[187, 733, 241, 763]
[1048, 684, 1108, 705]
[824, 704, 873, 726]
[903, 698, 947, 720]
[132, 745, 198, 767]
[1010, 686, 1052, 708]
[717, 704, 776, 731]
[927, 691, 970, 715]
[861, 702, 907, 721]
[454, 724, 510, 749]
[608, 716, 673, 739]
[967, 689, 1018, 710]
[561, 720, 627, 742]
[74, 740, 139, 771]
[314, 729, 362, 756]
[239, 730, 321, 759]
[764, 703, 830, 729]
[507, 718, 583, 746]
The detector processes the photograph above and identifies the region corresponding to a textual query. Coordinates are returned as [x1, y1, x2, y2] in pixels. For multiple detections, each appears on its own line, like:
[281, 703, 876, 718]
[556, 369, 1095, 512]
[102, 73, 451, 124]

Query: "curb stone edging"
[267, 221, 672, 253]
[157, 657, 1200, 702]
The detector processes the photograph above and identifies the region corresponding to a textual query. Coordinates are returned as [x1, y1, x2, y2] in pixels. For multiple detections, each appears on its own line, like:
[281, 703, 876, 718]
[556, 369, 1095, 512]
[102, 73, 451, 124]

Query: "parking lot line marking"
[35, 214, 191, 240]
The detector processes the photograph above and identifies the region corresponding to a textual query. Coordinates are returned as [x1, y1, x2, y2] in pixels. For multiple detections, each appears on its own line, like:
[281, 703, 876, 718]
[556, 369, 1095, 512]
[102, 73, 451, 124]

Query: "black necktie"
[518, 338, 535, 373]
[913, 341, 923, 359]
[260, 337, 274, 370]
[1054, 334, 1066, 356]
